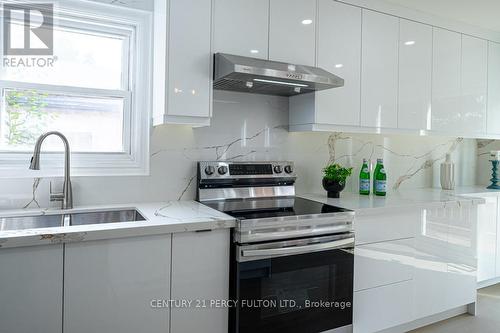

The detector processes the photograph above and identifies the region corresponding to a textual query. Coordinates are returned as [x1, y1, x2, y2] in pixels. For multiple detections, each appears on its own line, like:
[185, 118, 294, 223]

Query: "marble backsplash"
[0, 91, 483, 209]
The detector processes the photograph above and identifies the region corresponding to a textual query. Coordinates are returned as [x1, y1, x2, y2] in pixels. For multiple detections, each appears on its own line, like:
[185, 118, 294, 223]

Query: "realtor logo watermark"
[2, 2, 57, 67]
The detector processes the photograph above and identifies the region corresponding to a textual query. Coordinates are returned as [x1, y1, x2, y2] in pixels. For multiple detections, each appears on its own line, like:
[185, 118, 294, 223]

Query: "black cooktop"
[202, 197, 351, 220]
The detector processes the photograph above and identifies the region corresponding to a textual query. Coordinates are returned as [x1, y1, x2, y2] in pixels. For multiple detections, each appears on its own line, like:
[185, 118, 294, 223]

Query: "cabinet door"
[269, 0, 316, 65]
[353, 280, 413, 333]
[361, 10, 399, 128]
[488, 42, 500, 134]
[431, 28, 461, 131]
[477, 196, 498, 282]
[414, 207, 449, 319]
[64, 235, 171, 333]
[461, 35, 488, 135]
[416, 205, 477, 319]
[167, 0, 212, 118]
[398, 19, 432, 130]
[213, 0, 269, 59]
[170, 229, 230, 333]
[354, 238, 414, 292]
[0, 244, 63, 333]
[315, 0, 361, 126]
[446, 204, 477, 308]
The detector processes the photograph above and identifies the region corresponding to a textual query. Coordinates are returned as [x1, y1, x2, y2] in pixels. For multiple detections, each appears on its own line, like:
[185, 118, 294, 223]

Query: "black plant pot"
[322, 178, 346, 198]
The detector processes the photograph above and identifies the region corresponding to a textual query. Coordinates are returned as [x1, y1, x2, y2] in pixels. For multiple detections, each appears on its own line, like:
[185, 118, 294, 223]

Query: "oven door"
[230, 233, 354, 333]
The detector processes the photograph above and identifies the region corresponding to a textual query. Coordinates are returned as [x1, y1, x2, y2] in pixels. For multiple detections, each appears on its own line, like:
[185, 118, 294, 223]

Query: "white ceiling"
[385, 0, 500, 32]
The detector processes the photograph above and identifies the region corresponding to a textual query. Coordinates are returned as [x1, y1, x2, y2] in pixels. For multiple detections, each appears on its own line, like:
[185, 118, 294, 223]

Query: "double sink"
[0, 209, 146, 231]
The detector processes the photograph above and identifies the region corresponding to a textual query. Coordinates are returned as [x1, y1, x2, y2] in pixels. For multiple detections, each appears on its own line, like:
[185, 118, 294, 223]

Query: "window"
[0, 1, 152, 177]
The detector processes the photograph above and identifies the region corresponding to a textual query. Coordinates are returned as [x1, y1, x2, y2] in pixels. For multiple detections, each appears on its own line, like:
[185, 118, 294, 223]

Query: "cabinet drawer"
[353, 280, 413, 333]
[355, 209, 420, 245]
[354, 238, 414, 291]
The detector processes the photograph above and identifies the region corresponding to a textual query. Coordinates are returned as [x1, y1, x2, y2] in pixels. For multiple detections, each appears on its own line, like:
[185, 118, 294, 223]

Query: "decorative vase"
[487, 160, 500, 190]
[440, 153, 455, 190]
[322, 178, 346, 198]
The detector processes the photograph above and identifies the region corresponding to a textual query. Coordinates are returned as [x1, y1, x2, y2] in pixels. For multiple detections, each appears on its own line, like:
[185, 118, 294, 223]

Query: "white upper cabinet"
[269, 0, 316, 65]
[361, 10, 399, 129]
[165, 0, 212, 122]
[213, 0, 269, 59]
[488, 42, 500, 135]
[398, 20, 432, 130]
[461, 35, 488, 134]
[431, 28, 462, 132]
[315, 0, 361, 126]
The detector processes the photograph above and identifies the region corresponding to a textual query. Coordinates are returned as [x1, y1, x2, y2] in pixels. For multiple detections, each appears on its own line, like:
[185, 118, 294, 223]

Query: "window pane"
[0, 89, 125, 153]
[1, 22, 126, 90]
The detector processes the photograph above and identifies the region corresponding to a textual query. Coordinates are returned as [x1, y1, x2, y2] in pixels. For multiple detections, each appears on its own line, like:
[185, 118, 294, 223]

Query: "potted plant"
[322, 163, 353, 198]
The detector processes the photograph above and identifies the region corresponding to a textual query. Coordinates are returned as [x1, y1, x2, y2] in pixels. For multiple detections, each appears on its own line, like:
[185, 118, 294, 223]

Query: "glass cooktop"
[202, 197, 351, 220]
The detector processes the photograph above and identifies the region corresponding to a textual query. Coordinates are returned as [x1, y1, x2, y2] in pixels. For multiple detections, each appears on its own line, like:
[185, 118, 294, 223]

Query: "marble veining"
[23, 178, 42, 209]
[325, 132, 465, 190]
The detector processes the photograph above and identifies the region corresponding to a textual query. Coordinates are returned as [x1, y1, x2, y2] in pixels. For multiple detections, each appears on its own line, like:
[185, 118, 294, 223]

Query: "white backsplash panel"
[0, 91, 479, 209]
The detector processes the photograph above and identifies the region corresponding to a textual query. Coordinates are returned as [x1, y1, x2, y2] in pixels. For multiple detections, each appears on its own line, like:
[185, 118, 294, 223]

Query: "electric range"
[197, 161, 354, 333]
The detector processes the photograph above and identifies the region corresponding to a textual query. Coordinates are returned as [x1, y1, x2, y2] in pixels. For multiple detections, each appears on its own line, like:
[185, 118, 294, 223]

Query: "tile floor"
[411, 284, 500, 332]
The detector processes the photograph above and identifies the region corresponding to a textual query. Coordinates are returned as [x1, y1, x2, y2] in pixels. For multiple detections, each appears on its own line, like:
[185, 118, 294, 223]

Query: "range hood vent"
[213, 53, 344, 97]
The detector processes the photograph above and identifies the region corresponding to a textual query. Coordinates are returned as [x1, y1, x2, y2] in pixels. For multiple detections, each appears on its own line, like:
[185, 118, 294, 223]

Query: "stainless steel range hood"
[213, 53, 344, 97]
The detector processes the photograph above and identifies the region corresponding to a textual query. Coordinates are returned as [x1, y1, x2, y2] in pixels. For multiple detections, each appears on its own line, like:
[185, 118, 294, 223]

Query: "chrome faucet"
[29, 131, 73, 209]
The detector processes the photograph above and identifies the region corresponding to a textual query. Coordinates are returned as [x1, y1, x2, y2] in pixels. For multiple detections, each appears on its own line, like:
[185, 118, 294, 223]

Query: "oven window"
[231, 248, 353, 333]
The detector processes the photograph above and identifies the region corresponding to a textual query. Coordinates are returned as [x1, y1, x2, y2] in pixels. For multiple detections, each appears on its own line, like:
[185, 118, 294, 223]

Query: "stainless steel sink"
[69, 209, 146, 226]
[0, 209, 146, 231]
[0, 214, 64, 231]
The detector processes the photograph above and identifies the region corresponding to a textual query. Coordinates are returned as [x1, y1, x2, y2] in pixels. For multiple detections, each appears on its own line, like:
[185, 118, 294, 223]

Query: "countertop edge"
[0, 200, 236, 249]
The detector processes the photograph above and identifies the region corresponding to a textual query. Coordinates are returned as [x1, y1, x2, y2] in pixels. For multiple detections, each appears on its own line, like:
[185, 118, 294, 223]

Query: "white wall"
[0, 91, 479, 210]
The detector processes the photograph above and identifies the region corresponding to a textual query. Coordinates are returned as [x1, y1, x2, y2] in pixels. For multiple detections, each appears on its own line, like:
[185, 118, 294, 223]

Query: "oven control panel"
[198, 161, 296, 179]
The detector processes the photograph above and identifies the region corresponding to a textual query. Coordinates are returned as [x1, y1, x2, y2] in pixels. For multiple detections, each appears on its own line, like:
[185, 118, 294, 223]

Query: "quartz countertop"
[0, 201, 235, 249]
[299, 187, 487, 214]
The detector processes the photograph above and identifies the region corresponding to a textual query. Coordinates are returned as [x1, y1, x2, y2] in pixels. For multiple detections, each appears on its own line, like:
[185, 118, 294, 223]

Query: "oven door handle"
[241, 237, 354, 258]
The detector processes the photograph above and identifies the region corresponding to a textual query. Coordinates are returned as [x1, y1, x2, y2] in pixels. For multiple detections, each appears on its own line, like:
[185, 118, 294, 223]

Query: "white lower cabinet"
[473, 194, 500, 286]
[414, 205, 477, 320]
[355, 209, 419, 245]
[354, 238, 414, 292]
[63, 235, 172, 333]
[170, 229, 230, 333]
[354, 205, 477, 332]
[353, 280, 414, 333]
[0, 244, 63, 333]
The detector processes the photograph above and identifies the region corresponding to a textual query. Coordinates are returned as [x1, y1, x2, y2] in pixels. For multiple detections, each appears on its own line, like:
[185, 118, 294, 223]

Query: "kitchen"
[0, 0, 499, 332]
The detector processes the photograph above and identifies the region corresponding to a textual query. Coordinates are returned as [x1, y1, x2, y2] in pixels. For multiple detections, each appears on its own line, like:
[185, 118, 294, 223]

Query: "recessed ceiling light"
[335, 64, 344, 68]
[301, 19, 313, 25]
[404, 40, 416, 46]
[250, 49, 259, 54]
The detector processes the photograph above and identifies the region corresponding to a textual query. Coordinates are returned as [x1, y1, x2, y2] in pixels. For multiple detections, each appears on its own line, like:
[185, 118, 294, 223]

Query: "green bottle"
[374, 158, 387, 196]
[359, 159, 370, 195]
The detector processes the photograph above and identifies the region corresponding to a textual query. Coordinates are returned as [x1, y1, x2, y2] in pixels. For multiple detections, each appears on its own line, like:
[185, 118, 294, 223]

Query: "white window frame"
[0, 0, 152, 178]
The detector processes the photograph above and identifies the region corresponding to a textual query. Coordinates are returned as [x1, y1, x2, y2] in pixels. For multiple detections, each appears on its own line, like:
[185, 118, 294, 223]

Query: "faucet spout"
[29, 131, 73, 209]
